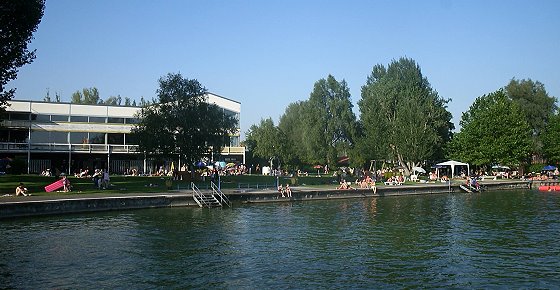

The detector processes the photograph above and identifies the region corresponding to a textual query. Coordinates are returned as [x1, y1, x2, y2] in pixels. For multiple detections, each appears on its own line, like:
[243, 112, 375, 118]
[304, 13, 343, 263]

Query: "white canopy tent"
[436, 160, 470, 178]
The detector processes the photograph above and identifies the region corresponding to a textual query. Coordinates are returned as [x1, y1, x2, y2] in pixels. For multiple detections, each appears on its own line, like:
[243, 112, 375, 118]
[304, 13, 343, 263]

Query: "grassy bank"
[0, 174, 337, 196]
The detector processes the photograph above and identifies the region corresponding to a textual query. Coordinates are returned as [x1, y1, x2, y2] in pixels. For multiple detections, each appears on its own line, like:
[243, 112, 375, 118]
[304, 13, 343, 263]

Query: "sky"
[9, 0, 560, 139]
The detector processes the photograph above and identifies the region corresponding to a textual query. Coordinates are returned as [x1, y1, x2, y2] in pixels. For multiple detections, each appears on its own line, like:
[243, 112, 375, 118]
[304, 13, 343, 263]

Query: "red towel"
[44, 179, 64, 192]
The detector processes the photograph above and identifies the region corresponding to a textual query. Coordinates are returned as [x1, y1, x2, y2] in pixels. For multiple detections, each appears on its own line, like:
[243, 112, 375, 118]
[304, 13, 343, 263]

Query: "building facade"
[0, 93, 245, 174]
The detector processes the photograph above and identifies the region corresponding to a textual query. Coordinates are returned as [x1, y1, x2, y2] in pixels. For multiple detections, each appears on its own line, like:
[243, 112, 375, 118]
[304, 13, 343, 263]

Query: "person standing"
[102, 170, 110, 189]
[62, 176, 71, 192]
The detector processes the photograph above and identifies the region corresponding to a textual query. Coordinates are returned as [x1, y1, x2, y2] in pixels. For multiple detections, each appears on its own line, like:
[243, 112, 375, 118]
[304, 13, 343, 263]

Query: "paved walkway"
[0, 179, 533, 205]
[0, 190, 193, 204]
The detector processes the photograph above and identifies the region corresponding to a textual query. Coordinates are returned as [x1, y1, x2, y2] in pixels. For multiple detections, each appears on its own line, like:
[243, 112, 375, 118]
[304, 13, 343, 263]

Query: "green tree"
[358, 57, 453, 173]
[124, 97, 132, 106]
[139, 96, 150, 107]
[278, 101, 307, 167]
[131, 73, 237, 166]
[0, 0, 45, 120]
[43, 88, 51, 102]
[505, 78, 557, 156]
[245, 118, 284, 169]
[542, 113, 560, 164]
[71, 87, 102, 105]
[447, 89, 532, 167]
[303, 75, 358, 167]
[104, 95, 122, 106]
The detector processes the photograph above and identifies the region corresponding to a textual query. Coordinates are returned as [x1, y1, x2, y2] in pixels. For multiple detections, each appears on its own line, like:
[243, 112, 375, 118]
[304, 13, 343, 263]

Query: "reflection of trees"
[89, 133, 105, 144]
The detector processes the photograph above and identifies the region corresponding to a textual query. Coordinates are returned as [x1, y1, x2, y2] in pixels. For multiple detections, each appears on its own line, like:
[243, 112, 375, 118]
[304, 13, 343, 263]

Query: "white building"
[0, 93, 245, 174]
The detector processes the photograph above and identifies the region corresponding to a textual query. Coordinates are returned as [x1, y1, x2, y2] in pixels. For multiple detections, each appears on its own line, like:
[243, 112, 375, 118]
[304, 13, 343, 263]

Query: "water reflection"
[1, 190, 560, 288]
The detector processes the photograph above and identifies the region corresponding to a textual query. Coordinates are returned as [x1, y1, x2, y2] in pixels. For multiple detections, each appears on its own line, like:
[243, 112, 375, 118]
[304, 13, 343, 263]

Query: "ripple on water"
[1, 190, 560, 288]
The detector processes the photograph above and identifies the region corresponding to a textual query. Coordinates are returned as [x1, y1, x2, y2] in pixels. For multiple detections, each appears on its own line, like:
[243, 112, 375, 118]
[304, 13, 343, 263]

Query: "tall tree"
[104, 95, 122, 106]
[278, 101, 307, 167]
[131, 73, 237, 165]
[245, 118, 284, 168]
[43, 88, 51, 102]
[447, 89, 532, 167]
[358, 58, 453, 173]
[542, 113, 560, 164]
[303, 75, 358, 167]
[505, 78, 557, 156]
[0, 0, 45, 120]
[71, 87, 102, 105]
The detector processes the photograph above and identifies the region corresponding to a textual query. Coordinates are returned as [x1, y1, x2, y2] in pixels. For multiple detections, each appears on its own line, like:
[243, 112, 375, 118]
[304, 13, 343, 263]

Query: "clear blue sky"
[9, 0, 560, 139]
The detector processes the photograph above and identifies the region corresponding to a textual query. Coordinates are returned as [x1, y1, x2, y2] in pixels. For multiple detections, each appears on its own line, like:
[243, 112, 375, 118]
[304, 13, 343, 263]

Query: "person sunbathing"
[278, 185, 285, 197]
[15, 183, 29, 196]
[285, 184, 292, 197]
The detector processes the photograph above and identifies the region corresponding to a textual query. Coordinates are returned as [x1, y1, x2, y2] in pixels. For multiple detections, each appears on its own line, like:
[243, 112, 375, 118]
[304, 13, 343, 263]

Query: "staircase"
[191, 182, 231, 208]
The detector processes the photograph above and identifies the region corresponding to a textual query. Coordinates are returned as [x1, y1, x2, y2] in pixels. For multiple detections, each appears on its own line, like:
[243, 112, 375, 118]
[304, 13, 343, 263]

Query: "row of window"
[7, 111, 239, 127]
[5, 112, 139, 124]
[0, 130, 133, 145]
[0, 129, 241, 147]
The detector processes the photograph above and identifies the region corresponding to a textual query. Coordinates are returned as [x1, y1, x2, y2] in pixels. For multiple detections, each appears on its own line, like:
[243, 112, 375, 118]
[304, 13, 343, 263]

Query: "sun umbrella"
[492, 165, 510, 170]
[412, 166, 426, 174]
[313, 165, 323, 175]
[170, 162, 175, 172]
[195, 161, 205, 168]
[543, 165, 557, 171]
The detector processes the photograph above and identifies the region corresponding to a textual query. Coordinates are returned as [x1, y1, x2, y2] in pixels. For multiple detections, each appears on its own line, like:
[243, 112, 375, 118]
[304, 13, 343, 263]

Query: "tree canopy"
[542, 113, 560, 164]
[104, 95, 122, 106]
[505, 78, 557, 155]
[505, 78, 557, 136]
[277, 101, 307, 166]
[358, 57, 453, 173]
[447, 89, 532, 167]
[131, 73, 237, 165]
[71, 87, 103, 105]
[245, 118, 285, 168]
[245, 75, 357, 170]
[303, 75, 358, 167]
[0, 0, 45, 119]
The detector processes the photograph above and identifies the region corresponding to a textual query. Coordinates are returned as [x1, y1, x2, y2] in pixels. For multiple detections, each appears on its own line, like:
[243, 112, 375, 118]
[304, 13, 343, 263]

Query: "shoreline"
[0, 180, 532, 219]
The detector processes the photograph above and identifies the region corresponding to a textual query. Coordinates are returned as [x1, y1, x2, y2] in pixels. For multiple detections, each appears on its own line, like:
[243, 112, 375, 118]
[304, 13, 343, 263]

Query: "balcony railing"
[0, 142, 139, 153]
[221, 146, 245, 154]
[0, 142, 245, 156]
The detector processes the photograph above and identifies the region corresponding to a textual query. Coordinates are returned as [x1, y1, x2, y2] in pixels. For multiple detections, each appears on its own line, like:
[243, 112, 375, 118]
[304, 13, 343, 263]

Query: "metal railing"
[191, 182, 210, 208]
[236, 182, 277, 190]
[211, 181, 231, 207]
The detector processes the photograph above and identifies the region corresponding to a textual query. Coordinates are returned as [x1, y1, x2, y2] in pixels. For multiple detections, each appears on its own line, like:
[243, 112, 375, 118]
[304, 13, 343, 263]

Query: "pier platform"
[0, 180, 532, 219]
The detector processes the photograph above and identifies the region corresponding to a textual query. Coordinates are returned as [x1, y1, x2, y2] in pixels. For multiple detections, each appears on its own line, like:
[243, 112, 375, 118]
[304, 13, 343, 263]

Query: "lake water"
[1, 190, 560, 289]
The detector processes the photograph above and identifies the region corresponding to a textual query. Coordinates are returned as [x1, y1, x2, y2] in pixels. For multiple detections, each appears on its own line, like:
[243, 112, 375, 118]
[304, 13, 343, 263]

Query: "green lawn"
[0, 174, 338, 196]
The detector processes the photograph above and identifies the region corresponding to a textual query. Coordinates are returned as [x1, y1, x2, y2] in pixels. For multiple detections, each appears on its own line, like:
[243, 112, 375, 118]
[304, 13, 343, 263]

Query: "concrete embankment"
[0, 193, 197, 219]
[235, 180, 532, 203]
[0, 180, 531, 219]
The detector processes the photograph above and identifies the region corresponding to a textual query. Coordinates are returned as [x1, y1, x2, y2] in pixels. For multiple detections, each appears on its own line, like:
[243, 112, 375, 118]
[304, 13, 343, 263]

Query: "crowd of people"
[10, 162, 555, 198]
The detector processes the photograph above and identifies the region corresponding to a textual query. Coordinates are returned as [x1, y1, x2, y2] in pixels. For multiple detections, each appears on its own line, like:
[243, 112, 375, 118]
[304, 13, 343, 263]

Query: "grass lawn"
[0, 174, 338, 196]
